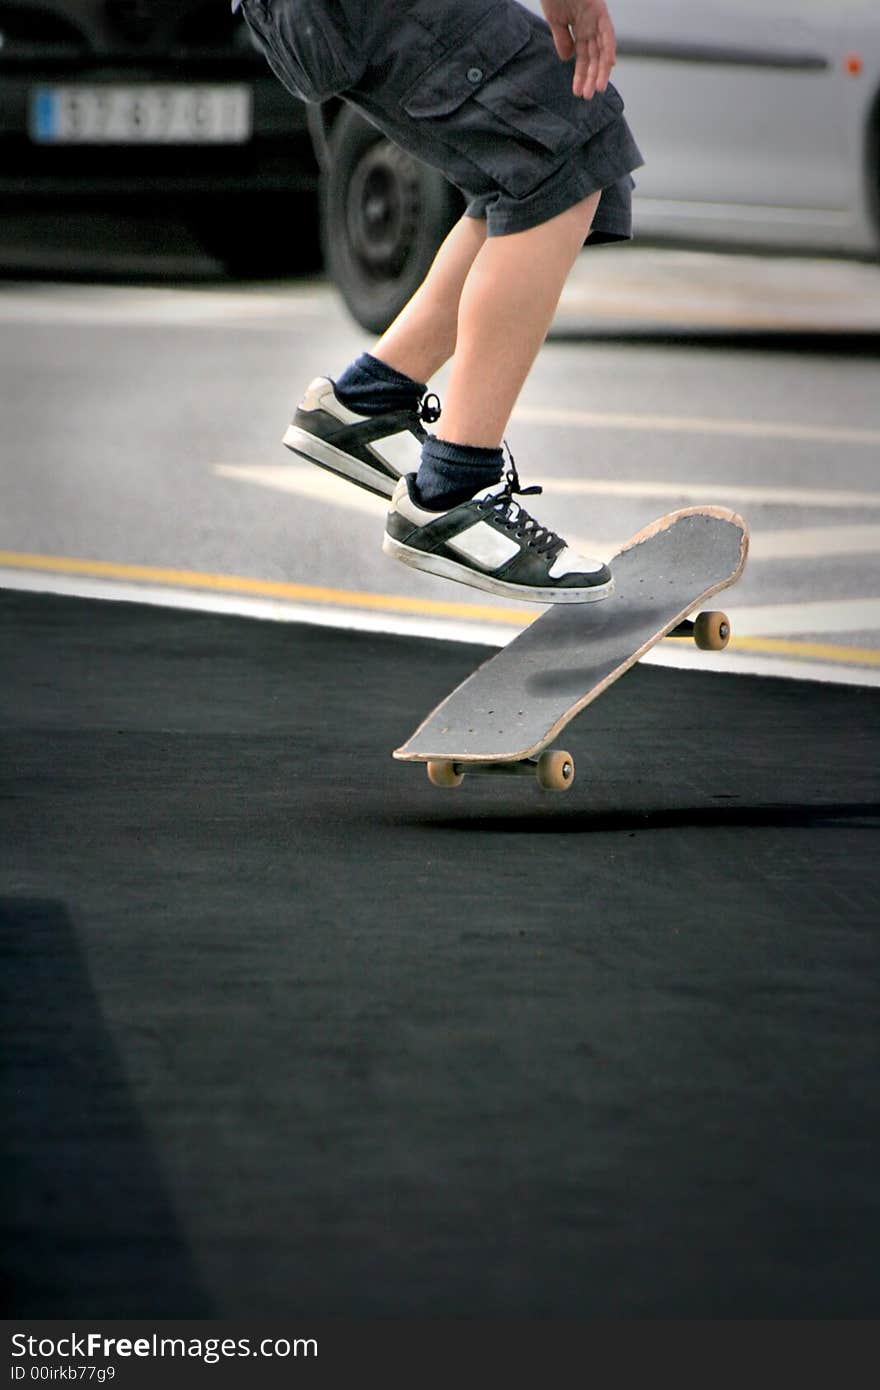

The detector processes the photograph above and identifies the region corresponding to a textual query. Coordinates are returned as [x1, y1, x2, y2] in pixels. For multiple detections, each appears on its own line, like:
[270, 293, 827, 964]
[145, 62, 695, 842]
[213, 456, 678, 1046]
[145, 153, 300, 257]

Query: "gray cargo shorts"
[237, 0, 644, 240]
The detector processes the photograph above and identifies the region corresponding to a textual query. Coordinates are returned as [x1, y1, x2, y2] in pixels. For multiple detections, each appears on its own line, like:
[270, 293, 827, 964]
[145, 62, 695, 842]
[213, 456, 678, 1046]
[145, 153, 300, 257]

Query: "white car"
[608, 0, 880, 256]
[314, 0, 880, 330]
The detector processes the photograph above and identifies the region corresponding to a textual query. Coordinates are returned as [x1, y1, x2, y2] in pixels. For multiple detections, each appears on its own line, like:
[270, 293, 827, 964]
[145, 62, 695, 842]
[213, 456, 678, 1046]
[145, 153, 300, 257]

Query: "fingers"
[598, 12, 617, 75]
[572, 35, 597, 99]
[548, 21, 575, 62]
[569, 25, 611, 99]
[567, 8, 614, 100]
[542, 1, 616, 98]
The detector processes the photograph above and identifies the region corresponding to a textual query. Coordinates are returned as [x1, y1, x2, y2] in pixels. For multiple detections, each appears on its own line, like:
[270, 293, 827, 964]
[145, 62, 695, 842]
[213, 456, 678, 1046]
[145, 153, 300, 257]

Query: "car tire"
[321, 105, 462, 334]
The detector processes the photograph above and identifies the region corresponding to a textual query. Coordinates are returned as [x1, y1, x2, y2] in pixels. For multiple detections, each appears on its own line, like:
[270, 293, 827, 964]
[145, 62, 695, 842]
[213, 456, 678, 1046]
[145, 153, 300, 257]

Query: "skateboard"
[393, 506, 749, 790]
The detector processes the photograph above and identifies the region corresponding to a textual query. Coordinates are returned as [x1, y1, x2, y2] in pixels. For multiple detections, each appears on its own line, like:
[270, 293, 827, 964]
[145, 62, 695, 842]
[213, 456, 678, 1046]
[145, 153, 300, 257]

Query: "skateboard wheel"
[427, 760, 464, 788]
[693, 611, 730, 651]
[536, 749, 575, 791]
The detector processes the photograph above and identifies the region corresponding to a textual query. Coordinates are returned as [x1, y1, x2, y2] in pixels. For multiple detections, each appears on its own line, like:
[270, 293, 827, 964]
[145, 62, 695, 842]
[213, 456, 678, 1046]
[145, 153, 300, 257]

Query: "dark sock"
[415, 436, 504, 510]
[334, 353, 426, 416]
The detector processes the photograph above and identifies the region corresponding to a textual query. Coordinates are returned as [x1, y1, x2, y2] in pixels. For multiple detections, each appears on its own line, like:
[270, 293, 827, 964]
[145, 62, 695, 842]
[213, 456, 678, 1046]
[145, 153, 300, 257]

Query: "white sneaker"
[383, 467, 613, 604]
[282, 376, 441, 500]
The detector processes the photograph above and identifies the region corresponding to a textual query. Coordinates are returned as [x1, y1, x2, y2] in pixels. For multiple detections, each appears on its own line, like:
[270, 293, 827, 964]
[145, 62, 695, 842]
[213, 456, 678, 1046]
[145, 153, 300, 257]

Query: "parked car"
[8, 2, 879, 318]
[310, 0, 880, 331]
[2, 0, 322, 269]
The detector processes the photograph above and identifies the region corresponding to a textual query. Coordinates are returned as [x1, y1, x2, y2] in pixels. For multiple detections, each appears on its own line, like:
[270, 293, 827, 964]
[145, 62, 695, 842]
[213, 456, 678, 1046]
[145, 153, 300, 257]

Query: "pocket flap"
[402, 5, 531, 118]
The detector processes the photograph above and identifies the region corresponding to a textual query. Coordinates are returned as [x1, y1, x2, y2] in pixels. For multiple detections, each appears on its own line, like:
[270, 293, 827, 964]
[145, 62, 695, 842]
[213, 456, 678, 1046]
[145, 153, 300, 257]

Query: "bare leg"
[371, 213, 487, 385]
[372, 191, 600, 446]
[440, 191, 601, 447]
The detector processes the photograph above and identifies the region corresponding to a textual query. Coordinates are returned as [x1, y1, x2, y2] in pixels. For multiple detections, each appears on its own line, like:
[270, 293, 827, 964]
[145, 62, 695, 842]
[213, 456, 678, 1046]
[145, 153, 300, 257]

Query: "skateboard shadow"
[526, 660, 620, 697]
[404, 801, 880, 836]
[519, 607, 660, 697]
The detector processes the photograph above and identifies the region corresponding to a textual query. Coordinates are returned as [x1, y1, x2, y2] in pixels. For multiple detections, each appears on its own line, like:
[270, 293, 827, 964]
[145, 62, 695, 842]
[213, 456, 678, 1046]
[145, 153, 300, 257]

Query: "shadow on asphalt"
[0, 199, 321, 285]
[548, 327, 880, 356]
[1, 897, 215, 1318]
[391, 801, 880, 834]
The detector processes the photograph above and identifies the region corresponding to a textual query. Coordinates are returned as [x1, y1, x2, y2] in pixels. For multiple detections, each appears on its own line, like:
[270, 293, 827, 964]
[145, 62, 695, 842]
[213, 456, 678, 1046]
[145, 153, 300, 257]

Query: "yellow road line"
[0, 550, 531, 625]
[731, 636, 880, 667]
[3, 550, 880, 668]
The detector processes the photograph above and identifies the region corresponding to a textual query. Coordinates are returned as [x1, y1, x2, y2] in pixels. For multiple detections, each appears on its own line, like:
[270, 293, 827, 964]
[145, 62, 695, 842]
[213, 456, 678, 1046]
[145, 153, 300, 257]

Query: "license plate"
[29, 85, 252, 145]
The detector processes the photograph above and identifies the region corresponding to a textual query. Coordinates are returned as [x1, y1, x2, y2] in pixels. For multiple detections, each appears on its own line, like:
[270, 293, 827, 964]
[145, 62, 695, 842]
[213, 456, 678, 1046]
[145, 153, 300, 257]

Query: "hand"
[540, 0, 617, 100]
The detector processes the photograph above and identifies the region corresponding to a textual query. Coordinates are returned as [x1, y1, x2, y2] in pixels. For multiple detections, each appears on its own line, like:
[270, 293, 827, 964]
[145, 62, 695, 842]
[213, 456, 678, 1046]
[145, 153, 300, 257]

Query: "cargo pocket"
[242, 0, 364, 104]
[401, 4, 624, 199]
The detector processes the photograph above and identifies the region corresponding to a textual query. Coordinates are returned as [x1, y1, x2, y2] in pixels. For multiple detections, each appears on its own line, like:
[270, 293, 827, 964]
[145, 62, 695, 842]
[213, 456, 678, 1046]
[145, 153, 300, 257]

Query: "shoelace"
[418, 392, 442, 425]
[405, 391, 442, 442]
[479, 445, 566, 561]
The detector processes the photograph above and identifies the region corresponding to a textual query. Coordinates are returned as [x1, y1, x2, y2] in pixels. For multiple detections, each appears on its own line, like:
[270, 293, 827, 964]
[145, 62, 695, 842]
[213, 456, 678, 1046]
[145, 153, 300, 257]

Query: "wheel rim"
[344, 140, 421, 281]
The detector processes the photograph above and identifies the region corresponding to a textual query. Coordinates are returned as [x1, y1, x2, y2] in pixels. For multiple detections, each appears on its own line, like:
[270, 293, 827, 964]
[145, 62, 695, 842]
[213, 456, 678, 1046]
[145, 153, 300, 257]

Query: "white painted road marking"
[569, 525, 880, 563]
[727, 596, 880, 638]
[215, 463, 387, 516]
[217, 463, 880, 515]
[3, 567, 878, 690]
[745, 524, 880, 560]
[0, 285, 326, 325]
[217, 464, 880, 561]
[514, 405, 880, 448]
[212, 464, 880, 650]
[537, 476, 880, 509]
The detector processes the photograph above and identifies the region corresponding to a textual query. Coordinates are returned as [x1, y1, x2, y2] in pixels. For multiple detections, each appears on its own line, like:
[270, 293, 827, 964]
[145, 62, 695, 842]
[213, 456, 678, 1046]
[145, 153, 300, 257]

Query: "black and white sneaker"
[383, 466, 614, 604]
[282, 376, 442, 500]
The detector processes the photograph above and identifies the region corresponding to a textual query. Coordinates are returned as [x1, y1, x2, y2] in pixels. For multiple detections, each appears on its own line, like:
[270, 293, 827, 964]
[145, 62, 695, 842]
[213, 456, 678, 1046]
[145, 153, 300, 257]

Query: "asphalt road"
[3, 245, 880, 1325]
[4, 588, 879, 1321]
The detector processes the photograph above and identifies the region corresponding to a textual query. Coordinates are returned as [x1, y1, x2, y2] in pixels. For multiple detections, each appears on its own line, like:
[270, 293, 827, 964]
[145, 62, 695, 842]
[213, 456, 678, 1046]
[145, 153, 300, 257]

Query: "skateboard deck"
[394, 506, 749, 789]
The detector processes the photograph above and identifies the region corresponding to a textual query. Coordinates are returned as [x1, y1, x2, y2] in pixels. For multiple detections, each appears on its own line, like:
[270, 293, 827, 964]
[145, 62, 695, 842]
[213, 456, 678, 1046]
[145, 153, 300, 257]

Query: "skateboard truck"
[427, 749, 575, 791]
[424, 611, 729, 792]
